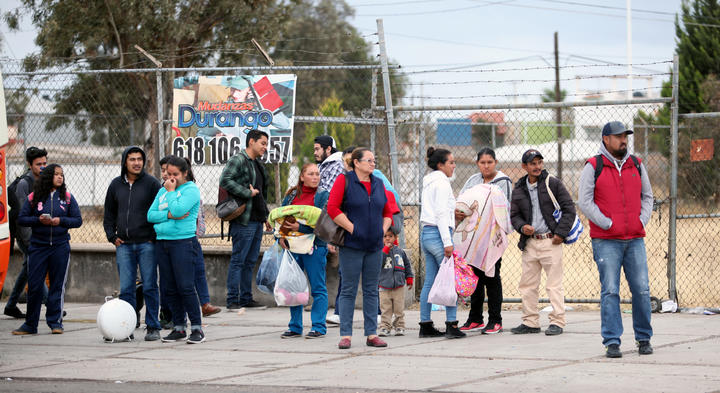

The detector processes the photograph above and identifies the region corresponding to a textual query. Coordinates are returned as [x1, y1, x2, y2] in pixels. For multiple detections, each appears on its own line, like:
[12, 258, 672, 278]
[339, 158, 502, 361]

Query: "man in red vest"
[578, 121, 654, 359]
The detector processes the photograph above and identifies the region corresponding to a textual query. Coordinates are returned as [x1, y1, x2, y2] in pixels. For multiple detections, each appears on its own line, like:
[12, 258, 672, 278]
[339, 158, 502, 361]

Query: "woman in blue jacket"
[147, 156, 204, 344]
[276, 163, 329, 339]
[13, 164, 82, 335]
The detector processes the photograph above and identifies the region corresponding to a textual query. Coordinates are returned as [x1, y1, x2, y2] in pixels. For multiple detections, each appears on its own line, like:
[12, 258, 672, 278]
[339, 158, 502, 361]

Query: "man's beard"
[316, 151, 328, 164]
[613, 147, 627, 159]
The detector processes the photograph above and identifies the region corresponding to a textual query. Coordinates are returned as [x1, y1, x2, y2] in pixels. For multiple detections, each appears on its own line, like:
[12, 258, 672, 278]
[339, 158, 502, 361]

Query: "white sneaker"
[326, 314, 340, 325]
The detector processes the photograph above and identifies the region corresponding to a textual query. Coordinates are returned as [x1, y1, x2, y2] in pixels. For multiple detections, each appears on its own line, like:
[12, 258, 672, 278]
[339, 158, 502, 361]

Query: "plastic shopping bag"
[273, 249, 310, 306]
[453, 252, 478, 297]
[428, 256, 458, 307]
[256, 241, 283, 294]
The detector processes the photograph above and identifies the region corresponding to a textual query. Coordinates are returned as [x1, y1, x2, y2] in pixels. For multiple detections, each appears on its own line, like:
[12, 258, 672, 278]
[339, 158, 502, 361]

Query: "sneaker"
[460, 321, 485, 332]
[4, 305, 26, 319]
[394, 328, 405, 336]
[305, 331, 325, 339]
[226, 303, 243, 310]
[366, 336, 388, 347]
[51, 328, 64, 334]
[201, 303, 221, 317]
[637, 341, 653, 355]
[242, 300, 267, 310]
[606, 343, 622, 358]
[482, 323, 503, 334]
[378, 328, 391, 337]
[187, 329, 205, 344]
[162, 330, 187, 342]
[545, 324, 563, 336]
[280, 330, 302, 339]
[326, 314, 340, 325]
[12, 326, 36, 335]
[510, 324, 541, 334]
[338, 337, 351, 349]
[144, 328, 161, 341]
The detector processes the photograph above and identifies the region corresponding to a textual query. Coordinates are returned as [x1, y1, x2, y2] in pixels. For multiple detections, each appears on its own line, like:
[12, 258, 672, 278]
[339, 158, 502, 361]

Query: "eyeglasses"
[358, 158, 376, 164]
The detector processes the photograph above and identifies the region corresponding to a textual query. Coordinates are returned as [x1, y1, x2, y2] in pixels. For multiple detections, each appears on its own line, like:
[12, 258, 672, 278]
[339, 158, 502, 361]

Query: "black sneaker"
[510, 324, 541, 334]
[606, 343, 622, 358]
[545, 324, 563, 336]
[4, 306, 26, 319]
[187, 329, 205, 344]
[637, 341, 653, 355]
[281, 330, 302, 339]
[162, 330, 187, 342]
[226, 303, 243, 310]
[144, 328, 161, 341]
[242, 300, 267, 310]
[305, 331, 325, 339]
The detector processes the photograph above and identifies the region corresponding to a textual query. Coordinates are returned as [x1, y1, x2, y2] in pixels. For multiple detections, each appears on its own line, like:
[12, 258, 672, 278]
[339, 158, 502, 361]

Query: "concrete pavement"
[1, 303, 719, 392]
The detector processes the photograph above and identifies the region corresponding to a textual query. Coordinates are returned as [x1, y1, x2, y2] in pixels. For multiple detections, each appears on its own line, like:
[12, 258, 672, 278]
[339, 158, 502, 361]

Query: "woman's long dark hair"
[165, 156, 195, 182]
[427, 147, 452, 170]
[32, 164, 66, 210]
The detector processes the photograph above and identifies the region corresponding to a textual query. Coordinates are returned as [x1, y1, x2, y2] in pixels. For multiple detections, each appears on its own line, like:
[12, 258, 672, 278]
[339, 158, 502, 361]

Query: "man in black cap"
[510, 149, 575, 336]
[314, 135, 344, 192]
[578, 121, 654, 358]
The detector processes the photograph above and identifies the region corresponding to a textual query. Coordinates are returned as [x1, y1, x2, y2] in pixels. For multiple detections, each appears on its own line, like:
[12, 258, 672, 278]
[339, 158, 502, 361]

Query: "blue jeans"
[156, 238, 202, 330]
[6, 239, 48, 308]
[338, 246, 382, 337]
[420, 226, 457, 322]
[21, 242, 70, 333]
[227, 221, 263, 306]
[592, 238, 653, 346]
[288, 246, 328, 335]
[116, 242, 160, 330]
[193, 238, 211, 305]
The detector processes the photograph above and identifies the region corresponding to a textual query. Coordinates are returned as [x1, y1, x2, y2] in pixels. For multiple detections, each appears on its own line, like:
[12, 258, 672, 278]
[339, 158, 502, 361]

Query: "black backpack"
[7, 172, 33, 255]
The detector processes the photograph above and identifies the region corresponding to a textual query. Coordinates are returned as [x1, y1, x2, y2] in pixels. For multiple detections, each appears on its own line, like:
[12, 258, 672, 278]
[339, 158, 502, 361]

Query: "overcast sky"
[1, 0, 684, 106]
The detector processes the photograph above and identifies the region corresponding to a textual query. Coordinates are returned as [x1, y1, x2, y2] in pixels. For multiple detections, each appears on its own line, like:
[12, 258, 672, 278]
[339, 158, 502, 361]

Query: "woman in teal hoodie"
[147, 156, 204, 344]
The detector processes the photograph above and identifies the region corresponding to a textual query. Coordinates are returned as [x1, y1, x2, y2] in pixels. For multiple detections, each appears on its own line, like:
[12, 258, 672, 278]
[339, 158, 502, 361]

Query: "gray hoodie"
[577, 143, 653, 230]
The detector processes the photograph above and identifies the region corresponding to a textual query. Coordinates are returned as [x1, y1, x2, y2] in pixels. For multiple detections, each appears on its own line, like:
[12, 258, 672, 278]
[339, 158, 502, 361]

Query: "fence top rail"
[393, 97, 673, 112]
[2, 64, 398, 76]
[678, 112, 720, 119]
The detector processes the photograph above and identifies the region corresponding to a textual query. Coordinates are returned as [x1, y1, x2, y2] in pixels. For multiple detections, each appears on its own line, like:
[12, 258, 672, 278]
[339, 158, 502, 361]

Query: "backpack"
[591, 154, 641, 183]
[7, 173, 33, 255]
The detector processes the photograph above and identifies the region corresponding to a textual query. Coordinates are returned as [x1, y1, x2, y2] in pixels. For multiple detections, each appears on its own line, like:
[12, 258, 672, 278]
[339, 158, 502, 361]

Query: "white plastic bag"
[273, 249, 310, 306]
[427, 256, 458, 307]
[256, 241, 283, 294]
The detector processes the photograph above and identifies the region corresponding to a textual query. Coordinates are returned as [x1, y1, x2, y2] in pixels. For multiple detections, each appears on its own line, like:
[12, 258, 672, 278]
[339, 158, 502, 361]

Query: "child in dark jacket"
[378, 229, 413, 337]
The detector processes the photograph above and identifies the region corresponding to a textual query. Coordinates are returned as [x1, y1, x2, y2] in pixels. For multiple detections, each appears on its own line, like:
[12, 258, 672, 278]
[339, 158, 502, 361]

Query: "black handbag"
[313, 208, 345, 246]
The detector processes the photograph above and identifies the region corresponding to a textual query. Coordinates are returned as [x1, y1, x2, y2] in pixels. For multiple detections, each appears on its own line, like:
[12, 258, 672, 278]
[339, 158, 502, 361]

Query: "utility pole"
[554, 32, 563, 179]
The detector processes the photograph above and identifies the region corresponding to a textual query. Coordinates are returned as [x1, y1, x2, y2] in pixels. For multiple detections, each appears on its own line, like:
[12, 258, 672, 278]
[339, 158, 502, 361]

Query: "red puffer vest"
[588, 155, 645, 239]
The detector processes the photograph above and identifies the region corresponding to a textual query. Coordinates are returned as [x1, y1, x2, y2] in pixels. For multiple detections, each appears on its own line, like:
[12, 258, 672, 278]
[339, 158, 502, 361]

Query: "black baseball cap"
[602, 121, 633, 136]
[521, 149, 544, 164]
[314, 135, 336, 149]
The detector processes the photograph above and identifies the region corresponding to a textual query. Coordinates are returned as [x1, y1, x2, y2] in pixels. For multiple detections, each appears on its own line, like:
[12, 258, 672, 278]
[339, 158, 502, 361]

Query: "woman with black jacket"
[12, 164, 82, 335]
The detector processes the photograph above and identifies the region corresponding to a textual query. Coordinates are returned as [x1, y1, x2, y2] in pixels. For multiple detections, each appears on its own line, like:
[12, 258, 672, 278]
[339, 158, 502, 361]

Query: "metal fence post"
[668, 54, 679, 303]
[371, 69, 378, 153]
[154, 70, 163, 179]
[376, 19, 400, 194]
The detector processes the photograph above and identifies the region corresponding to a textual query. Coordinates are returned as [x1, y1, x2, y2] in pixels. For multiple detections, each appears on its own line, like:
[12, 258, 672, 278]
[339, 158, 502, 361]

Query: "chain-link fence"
[393, 100, 674, 305]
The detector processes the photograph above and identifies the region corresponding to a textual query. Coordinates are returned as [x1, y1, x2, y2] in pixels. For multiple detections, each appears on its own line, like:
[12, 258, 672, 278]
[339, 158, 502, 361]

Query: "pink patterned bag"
[453, 251, 478, 297]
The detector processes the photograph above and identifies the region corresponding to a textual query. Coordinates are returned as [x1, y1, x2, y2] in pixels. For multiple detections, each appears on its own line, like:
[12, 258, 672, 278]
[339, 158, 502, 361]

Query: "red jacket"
[588, 155, 645, 239]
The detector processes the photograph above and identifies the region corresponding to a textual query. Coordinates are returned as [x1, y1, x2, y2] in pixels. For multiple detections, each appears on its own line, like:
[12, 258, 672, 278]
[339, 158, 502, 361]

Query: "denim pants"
[116, 241, 160, 330]
[420, 225, 457, 322]
[592, 238, 653, 346]
[156, 238, 202, 330]
[6, 239, 48, 308]
[338, 246, 382, 337]
[288, 246, 328, 335]
[192, 238, 211, 305]
[21, 242, 70, 333]
[227, 221, 263, 306]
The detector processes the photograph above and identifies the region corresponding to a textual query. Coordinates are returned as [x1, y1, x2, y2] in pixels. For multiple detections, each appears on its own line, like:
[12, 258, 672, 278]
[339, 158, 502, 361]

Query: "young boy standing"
[378, 229, 413, 337]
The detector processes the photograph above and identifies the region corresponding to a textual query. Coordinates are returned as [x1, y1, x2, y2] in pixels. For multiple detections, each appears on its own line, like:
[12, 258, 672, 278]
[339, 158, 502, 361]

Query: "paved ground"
[1, 303, 719, 393]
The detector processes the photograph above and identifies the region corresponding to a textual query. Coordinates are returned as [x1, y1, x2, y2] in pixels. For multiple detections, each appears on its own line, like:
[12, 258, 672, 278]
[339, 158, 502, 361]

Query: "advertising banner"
[172, 74, 296, 164]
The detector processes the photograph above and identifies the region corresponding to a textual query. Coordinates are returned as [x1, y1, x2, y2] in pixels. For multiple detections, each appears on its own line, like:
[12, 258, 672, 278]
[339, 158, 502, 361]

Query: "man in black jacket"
[103, 146, 162, 341]
[509, 149, 575, 336]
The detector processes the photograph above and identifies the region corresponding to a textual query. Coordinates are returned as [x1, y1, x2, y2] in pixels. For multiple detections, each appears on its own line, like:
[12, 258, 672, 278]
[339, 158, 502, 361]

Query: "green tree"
[297, 93, 355, 169]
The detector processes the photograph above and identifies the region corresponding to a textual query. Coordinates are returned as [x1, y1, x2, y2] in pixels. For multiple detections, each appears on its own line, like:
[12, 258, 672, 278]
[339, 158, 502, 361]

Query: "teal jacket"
[147, 181, 201, 240]
[219, 150, 269, 225]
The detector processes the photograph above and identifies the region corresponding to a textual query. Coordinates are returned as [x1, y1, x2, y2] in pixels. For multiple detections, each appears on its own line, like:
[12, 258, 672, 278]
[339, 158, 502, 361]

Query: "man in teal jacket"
[220, 130, 272, 309]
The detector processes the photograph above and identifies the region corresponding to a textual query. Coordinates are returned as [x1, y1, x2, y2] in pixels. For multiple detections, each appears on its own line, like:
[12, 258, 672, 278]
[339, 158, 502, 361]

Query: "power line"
[356, 0, 515, 17]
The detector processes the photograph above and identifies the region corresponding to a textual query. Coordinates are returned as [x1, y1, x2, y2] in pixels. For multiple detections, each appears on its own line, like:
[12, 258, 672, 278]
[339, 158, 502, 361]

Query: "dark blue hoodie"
[17, 190, 82, 246]
[103, 146, 161, 244]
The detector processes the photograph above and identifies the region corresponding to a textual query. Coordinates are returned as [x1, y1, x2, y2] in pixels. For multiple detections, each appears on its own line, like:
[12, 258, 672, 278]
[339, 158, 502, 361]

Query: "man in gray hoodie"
[578, 121, 654, 359]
